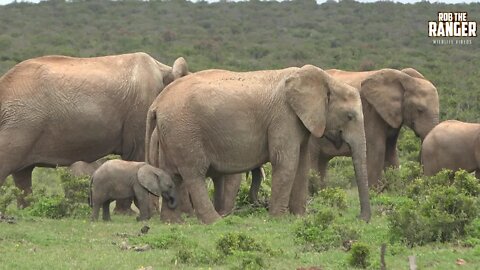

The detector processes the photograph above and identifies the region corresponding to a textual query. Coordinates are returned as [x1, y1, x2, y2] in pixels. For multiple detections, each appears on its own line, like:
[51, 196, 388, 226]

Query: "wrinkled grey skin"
[422, 120, 480, 177]
[68, 158, 138, 215]
[146, 65, 371, 224]
[68, 159, 107, 177]
[248, 68, 440, 195]
[0, 52, 189, 207]
[90, 160, 176, 221]
[147, 128, 252, 219]
[308, 68, 440, 190]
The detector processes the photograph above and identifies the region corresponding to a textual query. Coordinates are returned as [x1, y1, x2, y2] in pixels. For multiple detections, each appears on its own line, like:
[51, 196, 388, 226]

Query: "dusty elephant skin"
[146, 65, 371, 224]
[0, 52, 189, 207]
[90, 160, 176, 221]
[68, 158, 137, 215]
[422, 120, 480, 177]
[307, 68, 440, 190]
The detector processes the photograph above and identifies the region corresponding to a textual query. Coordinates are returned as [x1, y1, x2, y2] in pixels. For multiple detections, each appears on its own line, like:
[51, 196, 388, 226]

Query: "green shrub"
[216, 232, 264, 256]
[463, 218, 480, 247]
[388, 169, 480, 246]
[317, 187, 347, 210]
[348, 242, 370, 268]
[27, 195, 68, 219]
[173, 246, 219, 265]
[232, 252, 266, 270]
[378, 161, 422, 194]
[130, 227, 190, 249]
[326, 157, 354, 189]
[0, 180, 21, 212]
[294, 207, 359, 251]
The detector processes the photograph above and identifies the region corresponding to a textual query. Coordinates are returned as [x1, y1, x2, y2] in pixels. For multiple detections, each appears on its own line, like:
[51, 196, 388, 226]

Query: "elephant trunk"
[162, 190, 177, 209]
[347, 131, 371, 222]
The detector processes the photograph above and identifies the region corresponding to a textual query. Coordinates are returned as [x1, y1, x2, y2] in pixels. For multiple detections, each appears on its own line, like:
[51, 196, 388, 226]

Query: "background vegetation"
[0, 0, 479, 269]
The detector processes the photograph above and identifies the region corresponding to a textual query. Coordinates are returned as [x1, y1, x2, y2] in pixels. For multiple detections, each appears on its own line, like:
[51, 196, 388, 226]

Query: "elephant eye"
[417, 107, 425, 113]
[347, 111, 355, 121]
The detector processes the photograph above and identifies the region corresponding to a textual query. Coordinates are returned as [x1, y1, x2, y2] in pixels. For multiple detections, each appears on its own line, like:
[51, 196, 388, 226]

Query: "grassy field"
[1, 179, 479, 270]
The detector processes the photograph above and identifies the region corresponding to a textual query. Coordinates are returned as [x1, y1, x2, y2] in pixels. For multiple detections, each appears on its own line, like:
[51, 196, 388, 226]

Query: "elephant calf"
[421, 120, 480, 177]
[90, 160, 177, 221]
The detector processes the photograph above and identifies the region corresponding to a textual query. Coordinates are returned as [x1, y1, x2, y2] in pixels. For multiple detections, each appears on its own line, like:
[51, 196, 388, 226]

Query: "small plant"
[173, 246, 219, 265]
[216, 232, 263, 256]
[348, 242, 370, 268]
[232, 252, 266, 270]
[0, 180, 21, 212]
[388, 169, 480, 246]
[294, 207, 359, 251]
[377, 161, 421, 194]
[317, 187, 347, 210]
[27, 195, 68, 219]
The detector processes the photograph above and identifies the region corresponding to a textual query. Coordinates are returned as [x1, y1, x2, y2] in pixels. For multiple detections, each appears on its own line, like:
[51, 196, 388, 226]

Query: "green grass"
[1, 188, 479, 270]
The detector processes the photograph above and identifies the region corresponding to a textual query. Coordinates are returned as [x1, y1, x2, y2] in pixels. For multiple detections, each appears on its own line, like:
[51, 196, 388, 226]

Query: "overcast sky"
[0, 0, 478, 4]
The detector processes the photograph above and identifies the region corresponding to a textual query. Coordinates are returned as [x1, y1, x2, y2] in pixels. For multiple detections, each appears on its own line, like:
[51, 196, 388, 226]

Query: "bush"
[294, 207, 359, 251]
[388, 169, 480, 246]
[348, 242, 370, 268]
[130, 228, 190, 249]
[173, 246, 219, 265]
[378, 161, 422, 194]
[317, 187, 347, 210]
[27, 195, 68, 219]
[0, 180, 21, 212]
[216, 232, 264, 256]
[232, 252, 266, 270]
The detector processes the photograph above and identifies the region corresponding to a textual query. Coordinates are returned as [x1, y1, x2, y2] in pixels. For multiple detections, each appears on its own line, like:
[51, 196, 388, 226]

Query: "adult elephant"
[146, 65, 371, 224]
[422, 120, 480, 177]
[307, 68, 440, 190]
[148, 127, 253, 219]
[0, 52, 189, 207]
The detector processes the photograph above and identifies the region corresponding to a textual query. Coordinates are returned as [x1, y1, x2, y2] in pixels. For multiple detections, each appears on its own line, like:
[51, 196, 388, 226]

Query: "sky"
[0, 0, 479, 4]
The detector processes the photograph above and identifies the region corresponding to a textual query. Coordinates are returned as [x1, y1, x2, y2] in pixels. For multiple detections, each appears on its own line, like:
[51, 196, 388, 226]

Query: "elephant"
[90, 160, 177, 221]
[68, 158, 139, 215]
[68, 159, 107, 177]
[421, 120, 480, 177]
[145, 65, 371, 224]
[147, 127, 253, 220]
[0, 52, 189, 208]
[304, 68, 439, 191]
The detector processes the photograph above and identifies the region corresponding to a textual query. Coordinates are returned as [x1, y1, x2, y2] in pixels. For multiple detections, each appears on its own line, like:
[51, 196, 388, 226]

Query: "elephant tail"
[145, 108, 157, 165]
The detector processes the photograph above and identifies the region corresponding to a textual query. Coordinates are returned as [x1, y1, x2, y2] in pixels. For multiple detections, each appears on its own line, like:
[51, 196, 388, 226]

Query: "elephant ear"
[137, 164, 161, 197]
[401, 68, 425, 79]
[172, 57, 189, 80]
[360, 69, 407, 128]
[285, 65, 330, 138]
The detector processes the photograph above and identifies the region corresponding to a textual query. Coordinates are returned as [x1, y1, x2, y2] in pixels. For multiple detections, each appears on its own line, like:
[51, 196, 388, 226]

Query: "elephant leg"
[160, 178, 190, 223]
[91, 201, 101, 221]
[384, 133, 400, 169]
[187, 177, 220, 224]
[367, 139, 386, 188]
[310, 156, 331, 195]
[212, 176, 225, 213]
[12, 166, 34, 208]
[102, 201, 111, 221]
[135, 193, 151, 221]
[269, 145, 300, 216]
[249, 169, 262, 204]
[113, 198, 135, 216]
[289, 141, 310, 215]
[220, 174, 242, 216]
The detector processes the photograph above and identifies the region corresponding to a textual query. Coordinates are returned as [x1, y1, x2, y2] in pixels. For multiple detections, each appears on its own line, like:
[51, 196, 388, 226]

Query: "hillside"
[0, 0, 479, 121]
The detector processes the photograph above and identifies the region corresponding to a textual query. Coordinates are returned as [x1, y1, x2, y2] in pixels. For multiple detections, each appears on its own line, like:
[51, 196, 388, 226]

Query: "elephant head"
[286, 65, 371, 221]
[137, 164, 177, 209]
[361, 68, 440, 140]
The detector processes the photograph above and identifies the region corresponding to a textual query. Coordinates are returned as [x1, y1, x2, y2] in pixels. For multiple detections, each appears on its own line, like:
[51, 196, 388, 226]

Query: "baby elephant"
[90, 160, 177, 221]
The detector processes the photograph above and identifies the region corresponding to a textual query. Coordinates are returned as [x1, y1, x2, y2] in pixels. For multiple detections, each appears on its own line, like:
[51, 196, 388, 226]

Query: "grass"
[1, 180, 479, 269]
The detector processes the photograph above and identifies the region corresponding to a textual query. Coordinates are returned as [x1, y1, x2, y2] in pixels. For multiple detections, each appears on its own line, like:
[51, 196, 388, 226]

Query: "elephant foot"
[358, 211, 371, 223]
[198, 211, 221, 225]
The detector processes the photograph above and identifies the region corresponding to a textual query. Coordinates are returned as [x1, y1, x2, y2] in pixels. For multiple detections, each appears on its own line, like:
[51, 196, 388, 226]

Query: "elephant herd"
[1, 51, 472, 225]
